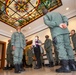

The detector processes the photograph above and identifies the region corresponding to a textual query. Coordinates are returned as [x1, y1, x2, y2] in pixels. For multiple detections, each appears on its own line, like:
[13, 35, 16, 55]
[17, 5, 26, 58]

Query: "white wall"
[0, 35, 10, 45]
[68, 17, 76, 31]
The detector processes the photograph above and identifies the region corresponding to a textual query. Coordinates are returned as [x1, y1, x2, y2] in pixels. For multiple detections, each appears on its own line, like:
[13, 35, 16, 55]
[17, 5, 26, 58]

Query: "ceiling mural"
[0, 0, 62, 28]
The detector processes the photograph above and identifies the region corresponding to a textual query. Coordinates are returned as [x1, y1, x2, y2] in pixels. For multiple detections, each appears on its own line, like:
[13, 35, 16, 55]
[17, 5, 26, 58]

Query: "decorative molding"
[64, 9, 76, 18]
[24, 24, 48, 37]
[0, 29, 11, 38]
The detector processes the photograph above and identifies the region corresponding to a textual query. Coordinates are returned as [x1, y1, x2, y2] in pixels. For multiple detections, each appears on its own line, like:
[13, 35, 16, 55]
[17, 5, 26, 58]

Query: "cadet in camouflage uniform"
[26, 45, 33, 68]
[70, 30, 76, 53]
[42, 8, 76, 73]
[44, 35, 54, 67]
[3, 40, 13, 70]
[11, 26, 26, 73]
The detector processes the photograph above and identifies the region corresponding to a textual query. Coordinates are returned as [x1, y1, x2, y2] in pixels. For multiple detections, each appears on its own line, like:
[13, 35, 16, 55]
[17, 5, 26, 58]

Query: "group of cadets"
[3, 8, 76, 73]
[3, 26, 76, 74]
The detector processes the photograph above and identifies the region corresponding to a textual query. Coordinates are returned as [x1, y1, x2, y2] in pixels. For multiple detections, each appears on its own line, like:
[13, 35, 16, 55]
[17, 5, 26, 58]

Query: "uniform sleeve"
[44, 39, 52, 49]
[11, 33, 15, 46]
[49, 39, 52, 47]
[44, 41, 48, 49]
[61, 15, 68, 26]
[7, 43, 9, 54]
[47, 40, 52, 49]
[27, 50, 28, 56]
[44, 41, 46, 49]
[7, 42, 12, 54]
[43, 15, 57, 28]
[74, 34, 76, 39]
[23, 35, 26, 48]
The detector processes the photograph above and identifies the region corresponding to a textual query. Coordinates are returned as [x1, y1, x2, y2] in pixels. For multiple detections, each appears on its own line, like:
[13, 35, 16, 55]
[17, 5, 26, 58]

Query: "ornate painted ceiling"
[0, 0, 62, 28]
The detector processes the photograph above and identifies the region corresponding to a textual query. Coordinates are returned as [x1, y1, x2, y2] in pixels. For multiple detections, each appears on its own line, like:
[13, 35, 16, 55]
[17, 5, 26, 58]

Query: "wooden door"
[0, 41, 6, 69]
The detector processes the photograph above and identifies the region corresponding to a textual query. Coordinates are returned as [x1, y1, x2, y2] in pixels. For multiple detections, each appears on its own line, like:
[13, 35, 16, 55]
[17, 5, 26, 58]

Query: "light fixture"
[29, 27, 31, 29]
[11, 30, 13, 33]
[66, 7, 69, 10]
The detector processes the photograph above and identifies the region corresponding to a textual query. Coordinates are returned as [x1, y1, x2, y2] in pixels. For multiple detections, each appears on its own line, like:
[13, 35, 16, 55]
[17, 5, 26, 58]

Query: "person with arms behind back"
[42, 8, 76, 73]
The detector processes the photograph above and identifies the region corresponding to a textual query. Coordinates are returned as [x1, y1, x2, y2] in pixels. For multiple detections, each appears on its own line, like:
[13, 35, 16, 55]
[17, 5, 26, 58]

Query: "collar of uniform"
[17, 32, 22, 34]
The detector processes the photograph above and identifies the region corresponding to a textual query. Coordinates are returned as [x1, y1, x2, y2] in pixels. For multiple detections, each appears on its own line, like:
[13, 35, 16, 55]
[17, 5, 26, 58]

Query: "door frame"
[0, 41, 6, 69]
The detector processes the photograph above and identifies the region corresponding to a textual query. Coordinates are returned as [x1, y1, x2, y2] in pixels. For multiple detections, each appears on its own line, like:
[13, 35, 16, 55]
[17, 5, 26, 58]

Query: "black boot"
[56, 60, 71, 73]
[18, 64, 25, 72]
[42, 63, 45, 67]
[14, 64, 21, 73]
[29, 64, 33, 68]
[9, 65, 14, 70]
[69, 59, 76, 71]
[49, 62, 54, 67]
[59, 60, 63, 65]
[55, 61, 59, 66]
[75, 61, 76, 66]
[3, 65, 10, 70]
[25, 64, 30, 68]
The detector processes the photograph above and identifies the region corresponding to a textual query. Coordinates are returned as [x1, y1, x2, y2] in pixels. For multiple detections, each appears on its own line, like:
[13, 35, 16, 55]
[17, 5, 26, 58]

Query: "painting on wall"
[0, 0, 62, 28]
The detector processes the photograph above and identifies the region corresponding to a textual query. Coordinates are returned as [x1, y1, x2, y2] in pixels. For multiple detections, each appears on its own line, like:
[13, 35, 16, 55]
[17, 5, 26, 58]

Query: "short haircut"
[45, 35, 49, 38]
[35, 36, 39, 38]
[71, 30, 75, 33]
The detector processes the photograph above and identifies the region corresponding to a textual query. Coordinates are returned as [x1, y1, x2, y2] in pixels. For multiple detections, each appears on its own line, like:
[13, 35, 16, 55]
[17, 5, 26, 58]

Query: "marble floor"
[0, 66, 76, 75]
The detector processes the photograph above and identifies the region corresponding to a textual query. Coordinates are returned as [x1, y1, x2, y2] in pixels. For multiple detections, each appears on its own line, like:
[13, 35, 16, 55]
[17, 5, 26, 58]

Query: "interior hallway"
[0, 66, 76, 75]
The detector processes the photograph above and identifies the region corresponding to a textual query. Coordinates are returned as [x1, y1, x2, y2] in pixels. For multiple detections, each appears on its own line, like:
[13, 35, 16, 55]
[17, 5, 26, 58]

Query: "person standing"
[26, 45, 33, 68]
[11, 26, 26, 73]
[3, 39, 13, 70]
[44, 35, 54, 67]
[42, 8, 76, 73]
[32, 36, 42, 69]
[70, 30, 76, 53]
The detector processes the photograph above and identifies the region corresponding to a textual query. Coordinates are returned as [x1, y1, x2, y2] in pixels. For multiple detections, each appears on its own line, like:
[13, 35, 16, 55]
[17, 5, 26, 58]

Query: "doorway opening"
[0, 41, 6, 69]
